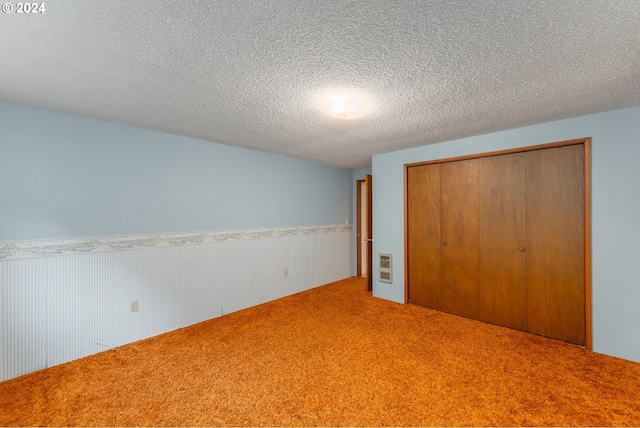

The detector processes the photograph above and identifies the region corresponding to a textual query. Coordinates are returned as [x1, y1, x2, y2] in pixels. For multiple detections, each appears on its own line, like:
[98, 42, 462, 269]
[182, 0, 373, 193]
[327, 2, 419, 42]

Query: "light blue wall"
[350, 167, 372, 276]
[0, 101, 352, 241]
[372, 106, 640, 363]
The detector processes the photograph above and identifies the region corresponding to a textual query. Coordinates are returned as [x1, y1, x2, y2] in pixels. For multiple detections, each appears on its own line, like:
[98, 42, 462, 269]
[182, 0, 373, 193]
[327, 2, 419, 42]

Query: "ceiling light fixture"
[315, 88, 375, 119]
[327, 94, 363, 118]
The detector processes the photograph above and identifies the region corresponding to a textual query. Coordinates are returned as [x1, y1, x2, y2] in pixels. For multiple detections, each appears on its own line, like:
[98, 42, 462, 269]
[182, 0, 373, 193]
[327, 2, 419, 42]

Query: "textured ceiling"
[1, 1, 639, 169]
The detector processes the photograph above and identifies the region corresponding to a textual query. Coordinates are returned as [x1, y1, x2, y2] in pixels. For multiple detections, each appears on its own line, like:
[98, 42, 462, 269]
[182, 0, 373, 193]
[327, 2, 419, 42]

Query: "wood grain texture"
[441, 159, 480, 319]
[584, 138, 593, 350]
[526, 145, 585, 345]
[404, 138, 592, 168]
[405, 139, 590, 346]
[366, 174, 372, 292]
[356, 179, 364, 277]
[407, 164, 443, 309]
[477, 153, 527, 329]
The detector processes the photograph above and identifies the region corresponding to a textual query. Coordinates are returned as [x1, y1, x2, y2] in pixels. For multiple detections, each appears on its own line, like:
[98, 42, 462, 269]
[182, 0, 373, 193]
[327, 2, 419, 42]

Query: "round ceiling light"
[315, 88, 375, 119]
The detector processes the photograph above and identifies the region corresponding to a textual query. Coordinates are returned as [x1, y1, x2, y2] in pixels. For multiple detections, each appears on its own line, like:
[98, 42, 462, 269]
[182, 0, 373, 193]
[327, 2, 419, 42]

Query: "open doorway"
[356, 175, 372, 292]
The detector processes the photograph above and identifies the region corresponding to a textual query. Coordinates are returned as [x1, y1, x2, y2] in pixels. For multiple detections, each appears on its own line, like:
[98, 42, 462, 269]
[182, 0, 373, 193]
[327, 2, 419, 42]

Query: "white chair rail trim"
[0, 224, 352, 261]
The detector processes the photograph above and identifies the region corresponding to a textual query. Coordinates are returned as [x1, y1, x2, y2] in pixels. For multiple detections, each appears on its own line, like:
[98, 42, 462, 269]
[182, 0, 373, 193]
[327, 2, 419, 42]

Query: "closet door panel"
[478, 153, 527, 329]
[407, 164, 443, 309]
[526, 145, 585, 345]
[441, 159, 480, 319]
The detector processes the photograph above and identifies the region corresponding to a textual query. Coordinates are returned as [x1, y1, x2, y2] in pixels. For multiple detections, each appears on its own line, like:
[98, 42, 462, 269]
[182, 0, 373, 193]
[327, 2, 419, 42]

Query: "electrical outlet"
[130, 300, 139, 313]
[283, 269, 288, 277]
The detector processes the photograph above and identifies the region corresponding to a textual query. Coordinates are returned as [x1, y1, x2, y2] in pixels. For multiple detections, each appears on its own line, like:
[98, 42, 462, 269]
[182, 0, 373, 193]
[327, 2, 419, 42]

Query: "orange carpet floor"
[1, 276, 639, 426]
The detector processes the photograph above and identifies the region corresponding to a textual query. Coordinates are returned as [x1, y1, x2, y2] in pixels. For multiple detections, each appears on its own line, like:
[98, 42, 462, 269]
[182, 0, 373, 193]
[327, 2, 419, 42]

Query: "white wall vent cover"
[379, 253, 392, 283]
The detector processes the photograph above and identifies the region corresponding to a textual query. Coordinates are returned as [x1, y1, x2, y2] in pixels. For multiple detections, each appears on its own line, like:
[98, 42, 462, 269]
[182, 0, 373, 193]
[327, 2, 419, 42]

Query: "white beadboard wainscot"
[0, 225, 351, 381]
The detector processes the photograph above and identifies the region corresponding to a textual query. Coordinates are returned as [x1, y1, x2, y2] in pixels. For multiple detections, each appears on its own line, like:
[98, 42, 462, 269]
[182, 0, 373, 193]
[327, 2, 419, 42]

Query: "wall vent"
[379, 253, 392, 283]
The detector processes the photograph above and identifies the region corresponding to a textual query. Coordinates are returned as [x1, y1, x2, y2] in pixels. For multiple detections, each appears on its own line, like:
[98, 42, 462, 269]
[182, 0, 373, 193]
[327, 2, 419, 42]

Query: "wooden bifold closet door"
[525, 145, 585, 344]
[406, 141, 587, 346]
[477, 153, 527, 331]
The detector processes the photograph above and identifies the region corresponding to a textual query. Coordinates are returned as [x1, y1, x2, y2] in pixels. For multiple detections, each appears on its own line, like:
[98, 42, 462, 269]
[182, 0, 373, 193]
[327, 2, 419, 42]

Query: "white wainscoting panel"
[0, 225, 350, 381]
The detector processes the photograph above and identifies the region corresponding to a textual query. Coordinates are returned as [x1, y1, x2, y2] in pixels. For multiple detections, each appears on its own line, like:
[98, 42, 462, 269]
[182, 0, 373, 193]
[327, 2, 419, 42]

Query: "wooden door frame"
[356, 176, 373, 292]
[356, 179, 364, 277]
[404, 138, 592, 350]
[366, 174, 373, 292]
